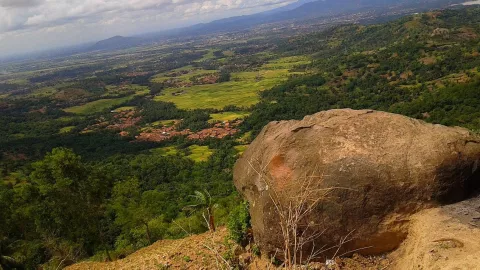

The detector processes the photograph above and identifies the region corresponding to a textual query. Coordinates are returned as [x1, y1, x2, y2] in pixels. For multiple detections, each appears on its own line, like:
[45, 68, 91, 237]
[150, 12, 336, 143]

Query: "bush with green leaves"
[227, 201, 251, 245]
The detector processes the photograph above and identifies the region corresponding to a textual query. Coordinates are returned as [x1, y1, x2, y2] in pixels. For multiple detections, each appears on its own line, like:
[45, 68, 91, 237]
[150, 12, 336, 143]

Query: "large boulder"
[233, 109, 480, 260]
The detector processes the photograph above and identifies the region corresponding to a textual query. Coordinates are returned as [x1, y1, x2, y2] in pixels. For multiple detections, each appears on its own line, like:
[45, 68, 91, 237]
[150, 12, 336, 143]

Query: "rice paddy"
[155, 69, 296, 109]
[64, 96, 133, 115]
[209, 111, 250, 123]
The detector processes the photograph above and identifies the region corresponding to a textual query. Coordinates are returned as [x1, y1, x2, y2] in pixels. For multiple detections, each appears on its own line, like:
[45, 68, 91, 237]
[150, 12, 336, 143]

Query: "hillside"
[244, 7, 480, 135]
[66, 227, 393, 269]
[67, 198, 480, 269]
[2, 5, 480, 270]
[66, 228, 232, 270]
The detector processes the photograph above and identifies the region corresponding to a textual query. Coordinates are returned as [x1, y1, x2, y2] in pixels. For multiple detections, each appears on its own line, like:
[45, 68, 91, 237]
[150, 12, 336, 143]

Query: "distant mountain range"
[65, 0, 471, 53]
[182, 0, 464, 35]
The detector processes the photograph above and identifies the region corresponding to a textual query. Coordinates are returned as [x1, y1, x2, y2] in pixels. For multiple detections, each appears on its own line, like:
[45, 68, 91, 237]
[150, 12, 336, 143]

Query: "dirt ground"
[390, 196, 480, 270]
[66, 227, 391, 270]
[66, 228, 233, 270]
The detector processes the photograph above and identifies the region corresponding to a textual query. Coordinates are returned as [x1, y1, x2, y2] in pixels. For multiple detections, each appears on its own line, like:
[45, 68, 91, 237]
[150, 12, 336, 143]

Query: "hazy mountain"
[262, 0, 320, 14]
[90, 35, 144, 51]
[91, 0, 465, 53]
[173, 0, 461, 36]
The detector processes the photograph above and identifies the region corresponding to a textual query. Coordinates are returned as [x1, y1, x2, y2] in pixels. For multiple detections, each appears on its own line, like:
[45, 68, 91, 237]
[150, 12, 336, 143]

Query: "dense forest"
[1, 6, 480, 269]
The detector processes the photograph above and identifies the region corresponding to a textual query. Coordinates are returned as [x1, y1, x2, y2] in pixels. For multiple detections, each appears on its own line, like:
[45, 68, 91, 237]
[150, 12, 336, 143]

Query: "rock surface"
[391, 196, 480, 270]
[233, 109, 480, 259]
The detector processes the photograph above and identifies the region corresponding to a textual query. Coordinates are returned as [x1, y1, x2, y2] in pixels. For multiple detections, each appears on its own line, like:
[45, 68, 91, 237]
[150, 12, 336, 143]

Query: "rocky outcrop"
[233, 109, 480, 260]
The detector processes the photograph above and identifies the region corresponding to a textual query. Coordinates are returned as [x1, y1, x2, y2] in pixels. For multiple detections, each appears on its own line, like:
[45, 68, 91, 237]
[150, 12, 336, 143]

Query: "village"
[135, 120, 242, 142]
[81, 108, 242, 142]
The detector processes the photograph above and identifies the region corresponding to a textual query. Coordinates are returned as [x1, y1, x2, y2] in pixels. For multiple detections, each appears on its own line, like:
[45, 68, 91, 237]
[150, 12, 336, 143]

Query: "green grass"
[113, 106, 136, 112]
[155, 67, 297, 109]
[6, 78, 29, 85]
[187, 145, 214, 162]
[234, 145, 249, 156]
[209, 112, 250, 123]
[151, 67, 217, 84]
[150, 145, 213, 162]
[150, 146, 179, 156]
[59, 126, 76, 134]
[262, 56, 311, 70]
[195, 49, 216, 62]
[56, 116, 84, 123]
[103, 84, 150, 97]
[236, 131, 252, 144]
[151, 120, 177, 127]
[12, 133, 25, 139]
[64, 95, 133, 115]
[29, 87, 57, 98]
[223, 51, 235, 57]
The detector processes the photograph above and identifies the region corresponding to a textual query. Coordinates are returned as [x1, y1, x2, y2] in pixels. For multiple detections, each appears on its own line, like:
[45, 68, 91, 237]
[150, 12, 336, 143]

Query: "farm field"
[209, 111, 250, 123]
[64, 86, 148, 114]
[150, 120, 177, 127]
[149, 145, 213, 162]
[195, 49, 217, 62]
[64, 96, 134, 114]
[151, 66, 217, 84]
[59, 126, 76, 134]
[155, 68, 303, 109]
[103, 84, 150, 97]
[150, 146, 179, 156]
[113, 106, 136, 112]
[262, 56, 311, 69]
[187, 145, 214, 162]
[154, 57, 309, 109]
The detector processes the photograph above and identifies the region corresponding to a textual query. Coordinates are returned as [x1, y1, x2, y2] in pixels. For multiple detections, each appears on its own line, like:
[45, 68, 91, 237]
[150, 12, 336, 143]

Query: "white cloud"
[0, 0, 296, 56]
[0, 0, 43, 8]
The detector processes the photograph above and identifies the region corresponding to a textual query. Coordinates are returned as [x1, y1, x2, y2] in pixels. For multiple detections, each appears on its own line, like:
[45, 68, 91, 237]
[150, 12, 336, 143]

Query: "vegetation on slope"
[1, 6, 480, 269]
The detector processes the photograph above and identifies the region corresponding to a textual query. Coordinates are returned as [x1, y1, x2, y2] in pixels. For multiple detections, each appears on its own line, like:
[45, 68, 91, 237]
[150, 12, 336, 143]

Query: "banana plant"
[184, 190, 218, 232]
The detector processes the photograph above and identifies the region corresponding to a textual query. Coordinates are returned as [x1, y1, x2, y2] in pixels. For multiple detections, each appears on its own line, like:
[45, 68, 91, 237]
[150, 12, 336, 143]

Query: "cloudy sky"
[0, 0, 296, 57]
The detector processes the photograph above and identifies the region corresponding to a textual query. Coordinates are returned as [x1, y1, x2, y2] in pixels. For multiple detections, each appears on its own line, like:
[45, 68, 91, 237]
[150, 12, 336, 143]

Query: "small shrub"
[227, 201, 251, 245]
[156, 263, 170, 270]
[221, 239, 239, 268]
[251, 244, 260, 257]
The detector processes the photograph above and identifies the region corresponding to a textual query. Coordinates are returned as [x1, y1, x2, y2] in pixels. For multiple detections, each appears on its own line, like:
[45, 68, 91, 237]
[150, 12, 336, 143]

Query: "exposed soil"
[187, 121, 241, 140]
[136, 126, 191, 142]
[66, 228, 233, 270]
[107, 110, 142, 130]
[66, 227, 390, 270]
[419, 57, 437, 65]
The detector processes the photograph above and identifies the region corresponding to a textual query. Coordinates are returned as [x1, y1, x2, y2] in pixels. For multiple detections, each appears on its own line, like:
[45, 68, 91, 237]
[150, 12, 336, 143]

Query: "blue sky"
[0, 0, 297, 56]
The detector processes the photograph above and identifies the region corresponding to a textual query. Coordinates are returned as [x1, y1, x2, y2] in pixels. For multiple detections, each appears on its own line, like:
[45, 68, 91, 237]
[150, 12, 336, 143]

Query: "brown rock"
[233, 109, 480, 260]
